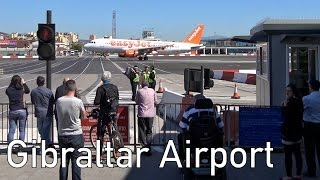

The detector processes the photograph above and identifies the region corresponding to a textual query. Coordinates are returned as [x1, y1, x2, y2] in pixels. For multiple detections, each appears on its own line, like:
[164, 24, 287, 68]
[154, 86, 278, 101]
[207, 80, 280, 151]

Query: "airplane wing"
[123, 44, 174, 55]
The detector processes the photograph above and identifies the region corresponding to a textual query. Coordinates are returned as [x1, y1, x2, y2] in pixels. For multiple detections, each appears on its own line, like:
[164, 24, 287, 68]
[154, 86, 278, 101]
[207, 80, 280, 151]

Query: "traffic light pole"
[200, 66, 204, 95]
[46, 10, 52, 90]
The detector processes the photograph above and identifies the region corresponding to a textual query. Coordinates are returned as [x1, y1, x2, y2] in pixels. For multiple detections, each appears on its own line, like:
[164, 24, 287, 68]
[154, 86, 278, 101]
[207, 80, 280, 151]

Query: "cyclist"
[94, 71, 119, 145]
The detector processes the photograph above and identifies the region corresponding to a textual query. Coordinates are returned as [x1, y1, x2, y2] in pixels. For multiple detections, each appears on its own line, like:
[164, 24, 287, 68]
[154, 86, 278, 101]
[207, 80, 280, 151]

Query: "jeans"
[59, 134, 84, 180]
[284, 143, 303, 177]
[303, 122, 320, 176]
[138, 117, 154, 148]
[54, 109, 59, 131]
[131, 82, 138, 100]
[37, 116, 53, 148]
[8, 110, 27, 143]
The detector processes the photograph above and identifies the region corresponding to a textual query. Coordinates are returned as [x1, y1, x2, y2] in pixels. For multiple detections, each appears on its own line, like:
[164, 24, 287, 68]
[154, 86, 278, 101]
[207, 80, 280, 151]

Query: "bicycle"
[88, 108, 125, 162]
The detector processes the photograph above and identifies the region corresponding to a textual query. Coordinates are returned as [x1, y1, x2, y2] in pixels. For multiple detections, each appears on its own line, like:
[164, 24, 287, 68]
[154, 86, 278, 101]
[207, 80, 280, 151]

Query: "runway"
[0, 55, 256, 105]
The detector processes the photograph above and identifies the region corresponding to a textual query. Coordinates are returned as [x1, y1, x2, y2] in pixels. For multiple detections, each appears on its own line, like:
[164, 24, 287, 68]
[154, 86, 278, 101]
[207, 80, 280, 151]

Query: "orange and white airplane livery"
[84, 24, 205, 60]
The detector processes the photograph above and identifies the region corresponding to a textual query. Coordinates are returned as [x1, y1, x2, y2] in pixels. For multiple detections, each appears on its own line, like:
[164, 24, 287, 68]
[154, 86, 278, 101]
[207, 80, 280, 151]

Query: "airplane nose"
[84, 43, 90, 50]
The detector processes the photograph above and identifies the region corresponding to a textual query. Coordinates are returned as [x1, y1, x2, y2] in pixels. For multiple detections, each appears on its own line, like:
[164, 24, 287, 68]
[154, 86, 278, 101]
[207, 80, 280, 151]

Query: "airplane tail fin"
[183, 24, 205, 44]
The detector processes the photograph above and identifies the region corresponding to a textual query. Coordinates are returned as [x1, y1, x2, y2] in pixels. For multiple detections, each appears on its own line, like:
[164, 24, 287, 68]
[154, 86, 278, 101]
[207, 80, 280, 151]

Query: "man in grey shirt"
[56, 80, 86, 180]
[30, 76, 54, 149]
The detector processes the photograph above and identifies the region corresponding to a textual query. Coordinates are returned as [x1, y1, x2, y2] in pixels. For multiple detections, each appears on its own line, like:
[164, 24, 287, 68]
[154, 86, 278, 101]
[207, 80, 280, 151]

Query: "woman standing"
[6, 75, 30, 143]
[281, 84, 303, 180]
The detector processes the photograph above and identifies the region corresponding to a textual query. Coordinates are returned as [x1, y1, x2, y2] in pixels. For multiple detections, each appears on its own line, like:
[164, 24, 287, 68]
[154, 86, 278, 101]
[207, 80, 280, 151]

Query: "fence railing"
[0, 103, 283, 151]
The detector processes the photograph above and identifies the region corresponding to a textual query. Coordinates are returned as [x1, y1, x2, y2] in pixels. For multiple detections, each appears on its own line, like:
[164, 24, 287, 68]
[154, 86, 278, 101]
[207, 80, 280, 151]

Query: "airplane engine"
[118, 50, 139, 57]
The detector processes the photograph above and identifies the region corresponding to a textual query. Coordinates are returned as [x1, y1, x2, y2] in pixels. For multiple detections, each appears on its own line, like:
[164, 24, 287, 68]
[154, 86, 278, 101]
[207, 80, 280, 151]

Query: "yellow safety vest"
[142, 71, 150, 82]
[133, 73, 139, 82]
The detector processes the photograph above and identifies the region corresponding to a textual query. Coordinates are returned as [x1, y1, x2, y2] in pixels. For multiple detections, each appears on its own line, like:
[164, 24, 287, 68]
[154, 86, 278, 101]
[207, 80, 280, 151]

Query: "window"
[256, 47, 261, 73]
[261, 44, 268, 76]
[256, 43, 268, 77]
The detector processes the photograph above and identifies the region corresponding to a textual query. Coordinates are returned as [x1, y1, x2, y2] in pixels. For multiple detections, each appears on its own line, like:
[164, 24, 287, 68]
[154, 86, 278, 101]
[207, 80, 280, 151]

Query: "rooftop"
[201, 35, 231, 41]
[251, 18, 320, 35]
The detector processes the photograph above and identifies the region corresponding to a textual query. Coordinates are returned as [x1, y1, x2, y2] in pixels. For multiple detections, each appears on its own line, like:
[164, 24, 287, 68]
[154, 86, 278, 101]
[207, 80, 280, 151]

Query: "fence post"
[133, 104, 137, 154]
[163, 104, 167, 145]
[227, 105, 231, 147]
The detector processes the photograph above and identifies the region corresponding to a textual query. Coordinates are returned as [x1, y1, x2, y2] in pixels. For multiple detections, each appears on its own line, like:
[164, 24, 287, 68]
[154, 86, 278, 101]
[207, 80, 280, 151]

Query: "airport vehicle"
[88, 108, 125, 161]
[83, 24, 205, 60]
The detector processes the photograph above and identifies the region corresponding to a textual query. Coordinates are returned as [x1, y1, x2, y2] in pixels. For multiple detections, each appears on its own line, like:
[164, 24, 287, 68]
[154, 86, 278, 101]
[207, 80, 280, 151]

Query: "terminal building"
[234, 19, 320, 106]
[198, 36, 256, 55]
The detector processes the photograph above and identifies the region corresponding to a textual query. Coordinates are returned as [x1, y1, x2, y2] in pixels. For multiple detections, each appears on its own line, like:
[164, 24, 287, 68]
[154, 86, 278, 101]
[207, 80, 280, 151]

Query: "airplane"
[83, 24, 205, 60]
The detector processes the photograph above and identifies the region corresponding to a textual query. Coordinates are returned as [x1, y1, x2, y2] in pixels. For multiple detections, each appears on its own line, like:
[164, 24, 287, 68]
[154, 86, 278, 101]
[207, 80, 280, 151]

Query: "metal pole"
[46, 10, 54, 145]
[133, 105, 137, 154]
[46, 10, 52, 90]
[200, 66, 204, 95]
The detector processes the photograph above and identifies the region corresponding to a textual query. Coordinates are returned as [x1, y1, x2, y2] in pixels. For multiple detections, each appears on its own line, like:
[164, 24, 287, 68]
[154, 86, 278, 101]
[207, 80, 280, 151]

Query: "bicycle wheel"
[110, 130, 125, 160]
[89, 124, 98, 149]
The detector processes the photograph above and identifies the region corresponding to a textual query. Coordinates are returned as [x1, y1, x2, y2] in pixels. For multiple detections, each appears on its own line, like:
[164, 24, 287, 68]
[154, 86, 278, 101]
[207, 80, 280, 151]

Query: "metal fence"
[0, 102, 280, 151]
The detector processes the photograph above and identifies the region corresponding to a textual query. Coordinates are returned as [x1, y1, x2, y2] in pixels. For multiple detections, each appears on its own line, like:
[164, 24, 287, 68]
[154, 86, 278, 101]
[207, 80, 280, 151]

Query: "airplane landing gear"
[138, 55, 148, 61]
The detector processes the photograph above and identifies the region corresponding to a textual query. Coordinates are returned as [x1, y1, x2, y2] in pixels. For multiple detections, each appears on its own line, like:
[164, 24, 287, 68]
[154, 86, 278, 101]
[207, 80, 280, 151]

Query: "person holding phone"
[281, 84, 303, 180]
[6, 75, 30, 145]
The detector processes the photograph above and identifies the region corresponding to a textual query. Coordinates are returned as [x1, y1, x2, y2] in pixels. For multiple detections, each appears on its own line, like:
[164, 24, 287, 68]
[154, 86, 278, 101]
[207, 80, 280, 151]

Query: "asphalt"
[109, 55, 256, 75]
[0, 55, 306, 180]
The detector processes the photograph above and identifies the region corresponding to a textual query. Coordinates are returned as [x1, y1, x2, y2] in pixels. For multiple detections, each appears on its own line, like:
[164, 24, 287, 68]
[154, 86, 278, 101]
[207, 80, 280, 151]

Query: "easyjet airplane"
[83, 24, 205, 60]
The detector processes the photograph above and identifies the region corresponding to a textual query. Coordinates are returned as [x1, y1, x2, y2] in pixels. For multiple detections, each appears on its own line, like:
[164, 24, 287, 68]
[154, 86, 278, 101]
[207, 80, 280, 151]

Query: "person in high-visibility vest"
[142, 66, 150, 83]
[130, 65, 140, 101]
[149, 66, 156, 90]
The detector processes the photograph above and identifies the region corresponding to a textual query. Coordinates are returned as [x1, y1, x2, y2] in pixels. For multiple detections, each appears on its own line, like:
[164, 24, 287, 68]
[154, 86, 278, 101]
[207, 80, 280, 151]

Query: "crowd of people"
[280, 80, 320, 180]
[125, 65, 156, 100]
[4, 69, 320, 179]
[5, 68, 158, 180]
[6, 75, 86, 180]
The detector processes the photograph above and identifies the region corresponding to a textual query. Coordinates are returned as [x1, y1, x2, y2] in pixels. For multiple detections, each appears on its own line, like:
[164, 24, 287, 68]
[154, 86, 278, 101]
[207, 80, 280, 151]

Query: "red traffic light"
[37, 24, 54, 43]
[37, 23, 55, 60]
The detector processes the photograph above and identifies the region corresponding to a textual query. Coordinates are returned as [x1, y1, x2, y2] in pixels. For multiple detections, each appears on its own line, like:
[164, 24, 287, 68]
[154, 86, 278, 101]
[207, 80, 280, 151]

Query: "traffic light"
[184, 68, 202, 92]
[37, 24, 55, 60]
[204, 68, 214, 89]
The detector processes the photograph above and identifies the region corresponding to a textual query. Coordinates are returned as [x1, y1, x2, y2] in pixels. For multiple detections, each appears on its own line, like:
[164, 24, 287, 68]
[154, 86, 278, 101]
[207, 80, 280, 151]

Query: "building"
[0, 32, 9, 40]
[55, 32, 79, 45]
[142, 29, 161, 41]
[234, 19, 320, 106]
[0, 40, 31, 48]
[197, 35, 256, 55]
[8, 32, 36, 41]
[89, 34, 96, 40]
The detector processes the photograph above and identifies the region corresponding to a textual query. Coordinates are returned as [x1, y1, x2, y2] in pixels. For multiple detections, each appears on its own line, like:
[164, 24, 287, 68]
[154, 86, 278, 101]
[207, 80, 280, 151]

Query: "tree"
[71, 42, 83, 52]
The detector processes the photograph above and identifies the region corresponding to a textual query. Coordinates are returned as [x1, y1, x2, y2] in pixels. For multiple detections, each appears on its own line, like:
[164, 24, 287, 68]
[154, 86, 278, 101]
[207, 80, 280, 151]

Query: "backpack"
[149, 71, 155, 80]
[102, 84, 119, 110]
[124, 67, 132, 79]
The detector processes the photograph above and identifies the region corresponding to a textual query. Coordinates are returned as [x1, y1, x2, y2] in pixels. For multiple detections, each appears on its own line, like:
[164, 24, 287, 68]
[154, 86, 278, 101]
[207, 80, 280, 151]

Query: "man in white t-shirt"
[56, 80, 86, 180]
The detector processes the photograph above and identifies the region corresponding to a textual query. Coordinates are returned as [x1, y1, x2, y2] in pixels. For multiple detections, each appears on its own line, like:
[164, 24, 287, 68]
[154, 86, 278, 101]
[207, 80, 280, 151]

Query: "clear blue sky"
[1, 0, 320, 41]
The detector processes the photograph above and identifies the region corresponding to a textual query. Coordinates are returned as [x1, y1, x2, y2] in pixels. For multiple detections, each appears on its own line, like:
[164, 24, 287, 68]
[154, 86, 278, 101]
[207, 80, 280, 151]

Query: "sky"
[1, 0, 320, 41]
